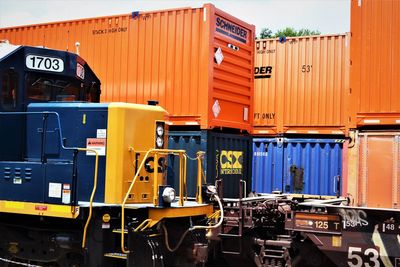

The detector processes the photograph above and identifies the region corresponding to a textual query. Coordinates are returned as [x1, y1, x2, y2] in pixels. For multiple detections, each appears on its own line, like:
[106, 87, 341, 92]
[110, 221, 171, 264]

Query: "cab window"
[27, 75, 80, 102]
[1, 70, 18, 110]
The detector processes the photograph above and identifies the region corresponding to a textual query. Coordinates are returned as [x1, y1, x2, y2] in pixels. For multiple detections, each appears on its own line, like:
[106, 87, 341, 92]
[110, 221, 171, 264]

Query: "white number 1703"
[26, 55, 64, 72]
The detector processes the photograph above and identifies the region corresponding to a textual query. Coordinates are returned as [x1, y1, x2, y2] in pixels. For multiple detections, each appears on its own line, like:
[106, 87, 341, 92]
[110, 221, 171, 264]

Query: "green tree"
[274, 27, 298, 38]
[296, 28, 321, 36]
[257, 27, 321, 39]
[259, 27, 273, 39]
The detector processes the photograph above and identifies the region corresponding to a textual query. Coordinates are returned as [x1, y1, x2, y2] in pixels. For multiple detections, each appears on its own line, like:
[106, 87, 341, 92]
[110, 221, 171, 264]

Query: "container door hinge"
[277, 137, 284, 148]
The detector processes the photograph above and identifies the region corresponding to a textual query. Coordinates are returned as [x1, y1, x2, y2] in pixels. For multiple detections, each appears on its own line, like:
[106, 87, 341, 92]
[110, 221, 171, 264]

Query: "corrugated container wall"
[167, 131, 252, 198]
[252, 138, 343, 196]
[0, 4, 255, 131]
[346, 132, 400, 209]
[350, 0, 400, 127]
[253, 34, 350, 135]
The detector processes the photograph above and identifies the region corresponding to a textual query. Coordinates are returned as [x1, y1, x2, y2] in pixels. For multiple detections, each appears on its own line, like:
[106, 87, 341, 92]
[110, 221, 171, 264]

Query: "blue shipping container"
[252, 138, 343, 196]
[168, 131, 252, 198]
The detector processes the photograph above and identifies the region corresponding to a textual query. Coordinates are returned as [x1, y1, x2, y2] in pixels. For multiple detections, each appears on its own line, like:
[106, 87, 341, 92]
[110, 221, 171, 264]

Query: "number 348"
[348, 246, 380, 267]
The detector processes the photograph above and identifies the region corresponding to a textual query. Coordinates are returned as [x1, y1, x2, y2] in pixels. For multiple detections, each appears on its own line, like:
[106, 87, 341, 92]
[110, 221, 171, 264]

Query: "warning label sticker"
[49, 183, 62, 198]
[62, 189, 71, 204]
[96, 129, 107, 138]
[86, 138, 106, 156]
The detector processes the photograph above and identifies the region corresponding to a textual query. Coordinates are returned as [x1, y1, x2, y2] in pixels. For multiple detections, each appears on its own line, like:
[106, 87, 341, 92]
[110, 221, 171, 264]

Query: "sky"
[0, 0, 350, 37]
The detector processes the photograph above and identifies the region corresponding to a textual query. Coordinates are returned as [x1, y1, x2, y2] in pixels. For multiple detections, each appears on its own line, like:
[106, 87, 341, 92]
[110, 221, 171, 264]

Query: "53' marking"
[348, 246, 380, 267]
[26, 55, 64, 72]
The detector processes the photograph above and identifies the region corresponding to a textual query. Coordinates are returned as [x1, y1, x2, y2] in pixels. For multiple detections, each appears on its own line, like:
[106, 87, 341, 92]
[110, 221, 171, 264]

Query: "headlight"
[162, 187, 176, 203]
[156, 125, 164, 136]
[155, 121, 165, 148]
[156, 136, 164, 148]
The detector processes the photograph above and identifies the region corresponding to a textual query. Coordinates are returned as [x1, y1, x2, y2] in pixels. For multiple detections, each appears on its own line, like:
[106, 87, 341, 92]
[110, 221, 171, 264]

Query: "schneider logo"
[216, 17, 248, 44]
[220, 150, 243, 175]
[255, 66, 272, 79]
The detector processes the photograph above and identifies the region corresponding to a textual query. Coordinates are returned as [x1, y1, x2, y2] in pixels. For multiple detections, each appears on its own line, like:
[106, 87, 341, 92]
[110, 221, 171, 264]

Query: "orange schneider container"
[350, 0, 400, 127]
[0, 4, 254, 131]
[253, 34, 350, 136]
[346, 131, 400, 209]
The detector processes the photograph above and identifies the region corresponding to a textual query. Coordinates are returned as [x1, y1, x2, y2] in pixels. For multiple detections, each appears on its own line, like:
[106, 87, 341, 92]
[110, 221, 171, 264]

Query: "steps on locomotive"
[103, 226, 129, 261]
[112, 228, 128, 234]
[104, 252, 128, 260]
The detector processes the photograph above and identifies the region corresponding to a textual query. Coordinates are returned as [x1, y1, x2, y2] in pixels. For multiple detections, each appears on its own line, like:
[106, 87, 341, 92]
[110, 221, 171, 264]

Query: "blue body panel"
[0, 103, 109, 204]
[0, 45, 101, 161]
[252, 138, 343, 196]
[0, 162, 45, 202]
[167, 131, 207, 197]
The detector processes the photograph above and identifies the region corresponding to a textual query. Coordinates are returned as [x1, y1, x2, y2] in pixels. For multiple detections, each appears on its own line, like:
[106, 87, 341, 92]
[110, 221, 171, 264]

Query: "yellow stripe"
[4, 202, 24, 209]
[148, 204, 213, 227]
[0, 201, 79, 219]
[49, 205, 72, 213]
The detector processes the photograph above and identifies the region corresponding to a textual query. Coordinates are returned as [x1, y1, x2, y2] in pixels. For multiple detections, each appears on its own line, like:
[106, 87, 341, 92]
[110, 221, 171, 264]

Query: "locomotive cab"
[0, 41, 100, 110]
[0, 41, 100, 161]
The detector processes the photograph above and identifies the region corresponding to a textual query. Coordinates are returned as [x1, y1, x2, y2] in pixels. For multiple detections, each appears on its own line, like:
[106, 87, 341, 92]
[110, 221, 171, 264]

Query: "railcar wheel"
[290, 240, 335, 267]
[58, 253, 84, 267]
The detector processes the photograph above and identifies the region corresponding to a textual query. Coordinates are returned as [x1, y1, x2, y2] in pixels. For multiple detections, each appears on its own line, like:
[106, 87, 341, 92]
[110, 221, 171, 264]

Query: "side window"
[1, 70, 18, 110]
[86, 82, 100, 103]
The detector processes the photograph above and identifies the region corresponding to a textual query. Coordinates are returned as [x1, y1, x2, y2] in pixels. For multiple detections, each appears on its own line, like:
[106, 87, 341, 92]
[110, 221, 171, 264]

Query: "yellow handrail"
[134, 219, 153, 232]
[196, 152, 205, 203]
[153, 152, 159, 206]
[121, 148, 186, 253]
[121, 149, 153, 253]
[178, 152, 184, 206]
[80, 148, 99, 249]
[182, 153, 188, 202]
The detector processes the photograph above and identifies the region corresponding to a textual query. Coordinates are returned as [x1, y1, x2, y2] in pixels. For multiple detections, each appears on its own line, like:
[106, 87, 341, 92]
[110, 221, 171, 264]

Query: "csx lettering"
[255, 66, 272, 75]
[144, 157, 166, 173]
[220, 150, 243, 175]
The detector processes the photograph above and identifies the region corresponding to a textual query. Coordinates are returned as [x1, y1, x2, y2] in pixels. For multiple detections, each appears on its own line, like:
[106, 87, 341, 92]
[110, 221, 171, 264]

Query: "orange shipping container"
[0, 4, 254, 131]
[253, 34, 350, 136]
[346, 131, 400, 209]
[350, 0, 400, 127]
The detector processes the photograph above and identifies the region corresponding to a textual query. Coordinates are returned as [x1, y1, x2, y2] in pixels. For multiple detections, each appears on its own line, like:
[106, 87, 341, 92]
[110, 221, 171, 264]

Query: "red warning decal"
[86, 138, 106, 156]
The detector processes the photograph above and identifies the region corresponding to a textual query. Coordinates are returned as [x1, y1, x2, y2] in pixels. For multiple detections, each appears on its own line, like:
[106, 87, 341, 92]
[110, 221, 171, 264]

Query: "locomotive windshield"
[26, 73, 99, 103]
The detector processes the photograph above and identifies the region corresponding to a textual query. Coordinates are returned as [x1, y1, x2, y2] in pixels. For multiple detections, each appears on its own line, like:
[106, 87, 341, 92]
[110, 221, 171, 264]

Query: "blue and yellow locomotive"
[0, 41, 217, 267]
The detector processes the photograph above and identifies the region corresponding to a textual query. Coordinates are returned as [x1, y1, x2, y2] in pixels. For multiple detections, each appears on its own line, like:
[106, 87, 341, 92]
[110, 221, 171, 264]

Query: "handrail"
[0, 111, 80, 151]
[80, 148, 99, 249]
[121, 149, 153, 253]
[134, 219, 153, 232]
[0, 112, 100, 249]
[153, 152, 159, 206]
[182, 153, 188, 202]
[178, 152, 184, 206]
[121, 148, 186, 253]
[196, 152, 205, 203]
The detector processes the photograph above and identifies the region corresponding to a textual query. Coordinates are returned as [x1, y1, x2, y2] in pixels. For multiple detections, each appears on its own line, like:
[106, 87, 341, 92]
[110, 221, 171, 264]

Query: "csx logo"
[139, 155, 166, 173]
[220, 150, 243, 175]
